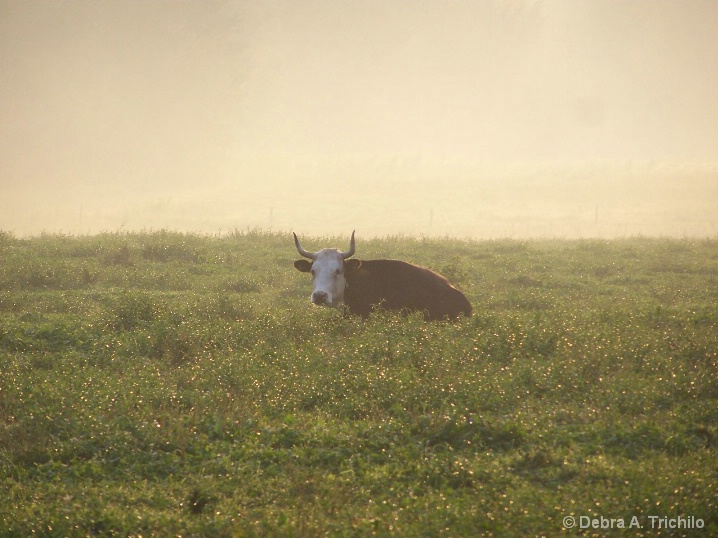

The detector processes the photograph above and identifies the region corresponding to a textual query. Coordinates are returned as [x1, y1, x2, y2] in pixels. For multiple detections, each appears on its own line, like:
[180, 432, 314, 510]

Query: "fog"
[1, 0, 717, 238]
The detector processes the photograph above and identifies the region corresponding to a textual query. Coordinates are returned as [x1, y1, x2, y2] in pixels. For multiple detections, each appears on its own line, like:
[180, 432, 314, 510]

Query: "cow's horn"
[293, 233, 316, 260]
[341, 231, 356, 259]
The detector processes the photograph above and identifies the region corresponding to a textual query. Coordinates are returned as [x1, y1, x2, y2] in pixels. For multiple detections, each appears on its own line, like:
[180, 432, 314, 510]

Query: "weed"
[0, 232, 716, 536]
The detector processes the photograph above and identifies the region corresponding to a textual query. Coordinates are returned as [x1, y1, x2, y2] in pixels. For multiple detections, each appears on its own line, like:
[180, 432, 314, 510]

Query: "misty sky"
[1, 0, 717, 237]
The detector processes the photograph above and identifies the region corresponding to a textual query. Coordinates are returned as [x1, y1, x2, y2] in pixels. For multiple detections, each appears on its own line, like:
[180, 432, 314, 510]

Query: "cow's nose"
[312, 291, 329, 305]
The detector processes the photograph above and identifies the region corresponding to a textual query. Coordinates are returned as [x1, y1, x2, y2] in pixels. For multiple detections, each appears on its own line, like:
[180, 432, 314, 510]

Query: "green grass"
[1, 229, 717, 536]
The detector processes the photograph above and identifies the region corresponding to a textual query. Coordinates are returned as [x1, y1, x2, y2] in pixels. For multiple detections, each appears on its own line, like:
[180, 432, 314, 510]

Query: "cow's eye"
[335, 269, 342, 276]
[310, 269, 315, 276]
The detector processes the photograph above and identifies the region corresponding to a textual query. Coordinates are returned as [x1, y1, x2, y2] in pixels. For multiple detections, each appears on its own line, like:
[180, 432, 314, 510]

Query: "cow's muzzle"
[311, 291, 330, 306]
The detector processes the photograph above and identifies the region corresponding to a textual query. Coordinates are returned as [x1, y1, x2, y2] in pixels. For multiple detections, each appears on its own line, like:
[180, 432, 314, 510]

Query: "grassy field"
[1, 229, 716, 537]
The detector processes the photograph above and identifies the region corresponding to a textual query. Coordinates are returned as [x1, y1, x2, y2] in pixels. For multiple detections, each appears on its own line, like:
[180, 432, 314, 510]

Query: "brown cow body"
[343, 259, 472, 320]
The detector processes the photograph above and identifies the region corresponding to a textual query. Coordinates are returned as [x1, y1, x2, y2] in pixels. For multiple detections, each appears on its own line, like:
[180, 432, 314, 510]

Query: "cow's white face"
[293, 231, 356, 308]
[294, 249, 347, 307]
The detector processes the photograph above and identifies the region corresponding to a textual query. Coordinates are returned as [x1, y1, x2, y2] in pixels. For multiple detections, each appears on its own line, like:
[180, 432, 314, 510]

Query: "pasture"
[0, 230, 716, 536]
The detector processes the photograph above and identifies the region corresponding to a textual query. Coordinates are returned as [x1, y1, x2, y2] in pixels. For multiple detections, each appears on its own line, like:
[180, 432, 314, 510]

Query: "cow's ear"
[345, 259, 362, 272]
[294, 260, 312, 273]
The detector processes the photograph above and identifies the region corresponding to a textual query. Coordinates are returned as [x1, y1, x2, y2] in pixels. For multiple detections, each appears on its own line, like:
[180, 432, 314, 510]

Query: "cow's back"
[344, 259, 472, 320]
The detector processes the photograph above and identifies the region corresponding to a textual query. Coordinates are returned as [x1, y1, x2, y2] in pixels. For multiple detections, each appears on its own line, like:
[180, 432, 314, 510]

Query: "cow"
[293, 231, 472, 321]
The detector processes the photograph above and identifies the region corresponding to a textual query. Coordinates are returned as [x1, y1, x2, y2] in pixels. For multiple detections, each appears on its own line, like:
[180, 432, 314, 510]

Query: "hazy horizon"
[2, 0, 717, 238]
